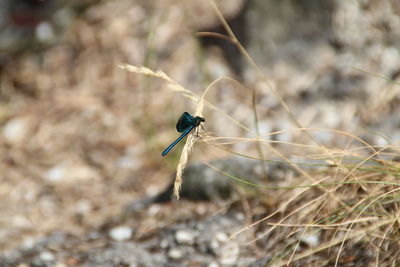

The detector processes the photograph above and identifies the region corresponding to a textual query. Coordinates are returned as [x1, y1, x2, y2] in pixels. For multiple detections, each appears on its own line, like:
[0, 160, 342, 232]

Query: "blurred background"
[1, 0, 400, 265]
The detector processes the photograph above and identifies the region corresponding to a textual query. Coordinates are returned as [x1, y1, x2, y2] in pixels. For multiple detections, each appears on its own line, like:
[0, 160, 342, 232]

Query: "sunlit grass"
[120, 0, 400, 265]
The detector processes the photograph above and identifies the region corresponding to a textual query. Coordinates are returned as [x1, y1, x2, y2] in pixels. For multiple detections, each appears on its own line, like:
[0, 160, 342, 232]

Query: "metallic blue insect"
[162, 112, 205, 156]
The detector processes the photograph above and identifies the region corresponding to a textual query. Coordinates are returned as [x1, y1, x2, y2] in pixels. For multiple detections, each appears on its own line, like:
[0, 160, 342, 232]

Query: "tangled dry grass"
[117, 2, 400, 265]
[121, 62, 400, 266]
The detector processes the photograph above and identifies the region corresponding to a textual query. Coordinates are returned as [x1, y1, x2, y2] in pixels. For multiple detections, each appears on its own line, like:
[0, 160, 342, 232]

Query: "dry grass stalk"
[119, 63, 209, 199]
[173, 75, 213, 198]
[118, 64, 198, 102]
[174, 132, 197, 199]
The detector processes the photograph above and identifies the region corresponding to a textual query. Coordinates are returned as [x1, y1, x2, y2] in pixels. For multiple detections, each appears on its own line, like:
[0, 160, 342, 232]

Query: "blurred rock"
[203, 228, 240, 265]
[2, 116, 32, 145]
[167, 247, 184, 260]
[208, 262, 219, 267]
[175, 229, 196, 245]
[45, 165, 66, 183]
[35, 21, 56, 44]
[109, 226, 133, 242]
[39, 251, 55, 262]
[74, 199, 92, 215]
[88, 242, 163, 266]
[153, 157, 265, 202]
[125, 157, 298, 214]
[217, 239, 239, 265]
[44, 163, 99, 183]
[301, 232, 319, 248]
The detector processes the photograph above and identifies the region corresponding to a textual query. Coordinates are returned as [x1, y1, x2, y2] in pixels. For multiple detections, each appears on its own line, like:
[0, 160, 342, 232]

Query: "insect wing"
[176, 112, 196, 133]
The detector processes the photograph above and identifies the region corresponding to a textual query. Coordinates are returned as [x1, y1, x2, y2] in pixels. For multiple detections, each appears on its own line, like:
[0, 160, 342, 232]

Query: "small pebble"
[168, 248, 183, 260]
[2, 117, 31, 144]
[88, 231, 100, 240]
[22, 237, 35, 250]
[302, 233, 319, 247]
[219, 241, 239, 265]
[109, 226, 133, 241]
[75, 200, 92, 214]
[208, 261, 219, 267]
[35, 22, 56, 44]
[235, 212, 245, 221]
[209, 239, 220, 253]
[160, 239, 169, 249]
[45, 165, 66, 183]
[175, 230, 195, 245]
[39, 251, 55, 262]
[45, 164, 99, 183]
[215, 232, 228, 242]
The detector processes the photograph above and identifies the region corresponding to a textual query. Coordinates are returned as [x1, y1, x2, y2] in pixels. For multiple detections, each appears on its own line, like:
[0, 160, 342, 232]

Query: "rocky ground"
[1, 0, 400, 266]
